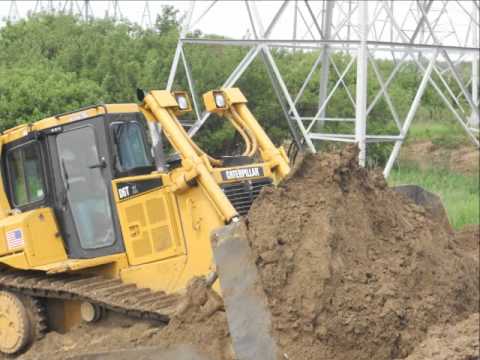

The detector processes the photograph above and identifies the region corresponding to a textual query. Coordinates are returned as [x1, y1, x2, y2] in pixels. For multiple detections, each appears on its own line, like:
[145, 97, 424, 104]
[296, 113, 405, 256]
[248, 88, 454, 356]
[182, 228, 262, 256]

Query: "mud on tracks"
[15, 278, 232, 360]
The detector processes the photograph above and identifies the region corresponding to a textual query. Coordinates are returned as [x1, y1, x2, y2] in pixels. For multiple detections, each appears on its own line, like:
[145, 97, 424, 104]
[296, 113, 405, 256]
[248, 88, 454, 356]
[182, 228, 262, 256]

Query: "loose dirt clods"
[14, 147, 480, 360]
[401, 312, 479, 360]
[17, 278, 232, 360]
[247, 147, 478, 360]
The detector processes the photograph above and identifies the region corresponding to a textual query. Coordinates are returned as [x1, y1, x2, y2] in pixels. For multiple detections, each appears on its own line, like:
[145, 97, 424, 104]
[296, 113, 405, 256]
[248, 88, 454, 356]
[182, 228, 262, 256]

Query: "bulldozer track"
[0, 268, 182, 323]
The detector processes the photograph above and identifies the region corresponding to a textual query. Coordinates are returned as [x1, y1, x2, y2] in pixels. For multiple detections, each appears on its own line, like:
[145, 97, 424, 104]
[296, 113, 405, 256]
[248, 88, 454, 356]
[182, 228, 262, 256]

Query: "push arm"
[139, 90, 238, 223]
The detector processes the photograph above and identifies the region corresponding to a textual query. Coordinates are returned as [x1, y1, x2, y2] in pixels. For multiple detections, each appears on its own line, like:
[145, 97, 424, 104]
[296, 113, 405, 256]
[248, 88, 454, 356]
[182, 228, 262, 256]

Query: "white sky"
[0, 1, 476, 48]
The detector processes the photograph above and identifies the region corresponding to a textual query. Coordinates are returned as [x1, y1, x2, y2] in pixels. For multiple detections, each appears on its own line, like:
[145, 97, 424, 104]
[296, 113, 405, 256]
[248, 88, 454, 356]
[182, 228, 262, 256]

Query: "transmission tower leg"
[472, 1, 479, 127]
[317, 0, 334, 131]
[383, 53, 438, 178]
[355, 1, 368, 167]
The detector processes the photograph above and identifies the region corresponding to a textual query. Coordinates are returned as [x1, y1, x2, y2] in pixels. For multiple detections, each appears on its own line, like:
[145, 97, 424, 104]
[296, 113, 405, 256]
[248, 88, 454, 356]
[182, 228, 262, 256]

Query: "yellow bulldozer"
[0, 88, 289, 358]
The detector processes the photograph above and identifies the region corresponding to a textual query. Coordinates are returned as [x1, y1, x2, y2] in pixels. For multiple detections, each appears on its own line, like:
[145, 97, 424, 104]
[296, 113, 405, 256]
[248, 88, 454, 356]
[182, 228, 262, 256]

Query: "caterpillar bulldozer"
[0, 87, 288, 358]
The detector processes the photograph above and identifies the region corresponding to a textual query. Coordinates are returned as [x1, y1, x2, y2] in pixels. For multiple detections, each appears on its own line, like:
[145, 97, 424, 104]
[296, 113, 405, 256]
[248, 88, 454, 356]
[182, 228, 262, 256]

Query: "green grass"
[406, 121, 473, 148]
[389, 163, 479, 229]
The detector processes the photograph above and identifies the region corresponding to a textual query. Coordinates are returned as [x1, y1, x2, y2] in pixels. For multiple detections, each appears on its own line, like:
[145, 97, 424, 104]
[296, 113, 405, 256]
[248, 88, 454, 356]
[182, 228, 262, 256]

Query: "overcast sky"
[0, 1, 475, 48]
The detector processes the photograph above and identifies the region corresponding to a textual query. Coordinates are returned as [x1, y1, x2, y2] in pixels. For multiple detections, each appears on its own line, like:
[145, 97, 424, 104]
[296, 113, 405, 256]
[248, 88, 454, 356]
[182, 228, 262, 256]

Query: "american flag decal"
[6, 229, 24, 250]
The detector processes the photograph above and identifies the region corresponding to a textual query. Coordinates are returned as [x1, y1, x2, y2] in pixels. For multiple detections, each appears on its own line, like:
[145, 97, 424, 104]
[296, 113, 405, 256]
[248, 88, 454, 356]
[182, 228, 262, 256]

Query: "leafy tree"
[0, 10, 459, 166]
[0, 64, 104, 130]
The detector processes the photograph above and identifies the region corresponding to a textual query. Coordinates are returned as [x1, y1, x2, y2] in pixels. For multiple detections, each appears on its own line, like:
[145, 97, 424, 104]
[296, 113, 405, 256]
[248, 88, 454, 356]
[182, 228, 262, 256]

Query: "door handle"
[89, 157, 107, 169]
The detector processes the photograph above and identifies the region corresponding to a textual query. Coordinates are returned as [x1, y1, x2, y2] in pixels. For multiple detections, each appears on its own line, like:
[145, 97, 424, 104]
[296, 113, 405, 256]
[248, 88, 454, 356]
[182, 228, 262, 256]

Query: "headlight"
[214, 92, 226, 108]
[176, 94, 189, 110]
[202, 90, 232, 112]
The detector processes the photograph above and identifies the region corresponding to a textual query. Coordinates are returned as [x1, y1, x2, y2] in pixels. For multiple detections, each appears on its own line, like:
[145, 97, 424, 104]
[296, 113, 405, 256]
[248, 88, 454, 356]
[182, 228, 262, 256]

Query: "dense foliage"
[0, 9, 467, 164]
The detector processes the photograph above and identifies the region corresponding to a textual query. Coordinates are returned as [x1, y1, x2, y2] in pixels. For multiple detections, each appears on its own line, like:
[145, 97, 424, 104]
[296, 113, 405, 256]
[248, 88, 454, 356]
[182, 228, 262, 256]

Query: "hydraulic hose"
[230, 107, 258, 157]
[225, 112, 252, 156]
[166, 108, 222, 166]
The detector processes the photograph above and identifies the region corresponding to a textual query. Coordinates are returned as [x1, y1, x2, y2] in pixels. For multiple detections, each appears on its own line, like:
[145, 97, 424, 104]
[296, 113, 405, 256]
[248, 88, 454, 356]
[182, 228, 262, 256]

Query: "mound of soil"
[401, 312, 479, 360]
[12, 147, 479, 360]
[453, 224, 480, 255]
[247, 147, 479, 359]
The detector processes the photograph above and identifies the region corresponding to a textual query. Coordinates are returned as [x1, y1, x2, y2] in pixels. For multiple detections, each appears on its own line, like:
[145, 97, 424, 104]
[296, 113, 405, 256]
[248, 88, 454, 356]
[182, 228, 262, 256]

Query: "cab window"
[112, 121, 153, 173]
[7, 142, 46, 207]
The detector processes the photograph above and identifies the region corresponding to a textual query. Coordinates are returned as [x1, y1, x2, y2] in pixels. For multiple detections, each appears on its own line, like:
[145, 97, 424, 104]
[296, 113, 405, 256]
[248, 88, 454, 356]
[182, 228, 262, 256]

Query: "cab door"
[49, 118, 124, 258]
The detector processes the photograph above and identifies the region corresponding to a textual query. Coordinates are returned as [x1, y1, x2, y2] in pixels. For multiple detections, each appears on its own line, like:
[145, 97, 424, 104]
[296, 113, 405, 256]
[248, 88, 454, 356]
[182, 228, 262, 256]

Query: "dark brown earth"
[247, 147, 479, 360]
[13, 147, 480, 360]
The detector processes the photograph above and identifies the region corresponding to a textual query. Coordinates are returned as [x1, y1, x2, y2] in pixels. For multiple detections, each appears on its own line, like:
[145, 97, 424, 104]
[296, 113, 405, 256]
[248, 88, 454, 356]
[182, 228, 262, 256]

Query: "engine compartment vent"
[221, 178, 272, 216]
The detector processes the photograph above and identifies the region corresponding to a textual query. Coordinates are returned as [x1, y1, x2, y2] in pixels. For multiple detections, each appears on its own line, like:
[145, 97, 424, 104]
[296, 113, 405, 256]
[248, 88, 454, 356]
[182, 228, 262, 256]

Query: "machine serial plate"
[221, 166, 264, 181]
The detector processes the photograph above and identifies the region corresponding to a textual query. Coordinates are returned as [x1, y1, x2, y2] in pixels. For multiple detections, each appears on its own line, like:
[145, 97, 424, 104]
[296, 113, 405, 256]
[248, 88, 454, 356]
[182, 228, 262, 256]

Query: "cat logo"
[221, 166, 264, 181]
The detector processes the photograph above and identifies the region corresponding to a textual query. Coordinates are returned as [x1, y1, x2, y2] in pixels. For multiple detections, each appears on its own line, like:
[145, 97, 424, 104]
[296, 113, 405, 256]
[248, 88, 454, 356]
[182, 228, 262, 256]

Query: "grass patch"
[389, 162, 479, 229]
[406, 121, 472, 148]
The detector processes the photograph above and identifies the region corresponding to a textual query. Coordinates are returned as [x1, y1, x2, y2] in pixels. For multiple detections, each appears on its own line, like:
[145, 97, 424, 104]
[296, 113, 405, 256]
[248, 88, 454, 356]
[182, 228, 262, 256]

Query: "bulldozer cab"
[2, 110, 156, 259]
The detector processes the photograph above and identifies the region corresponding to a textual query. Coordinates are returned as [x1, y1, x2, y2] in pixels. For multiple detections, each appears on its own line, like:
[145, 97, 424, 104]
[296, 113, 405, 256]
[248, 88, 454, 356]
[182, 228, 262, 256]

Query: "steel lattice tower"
[7, 0, 20, 22]
[141, 1, 153, 29]
[106, 0, 122, 21]
[167, 1, 479, 176]
[1, 1, 478, 176]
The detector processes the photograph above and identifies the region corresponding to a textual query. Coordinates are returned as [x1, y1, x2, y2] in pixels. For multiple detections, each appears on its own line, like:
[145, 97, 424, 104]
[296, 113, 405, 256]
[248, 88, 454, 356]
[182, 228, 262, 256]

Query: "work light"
[214, 92, 226, 108]
[176, 94, 189, 110]
[203, 88, 247, 113]
[171, 91, 192, 114]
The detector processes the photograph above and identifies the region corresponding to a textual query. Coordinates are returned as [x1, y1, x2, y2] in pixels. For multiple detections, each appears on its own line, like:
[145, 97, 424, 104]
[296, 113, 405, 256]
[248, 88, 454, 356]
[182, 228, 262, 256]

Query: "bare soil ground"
[13, 147, 480, 360]
[17, 279, 232, 360]
[400, 140, 479, 175]
[401, 312, 479, 360]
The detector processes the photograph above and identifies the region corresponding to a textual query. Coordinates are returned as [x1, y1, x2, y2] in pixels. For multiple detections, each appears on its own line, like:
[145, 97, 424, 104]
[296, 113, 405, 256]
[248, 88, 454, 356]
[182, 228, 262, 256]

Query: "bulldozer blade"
[393, 185, 452, 232]
[211, 221, 278, 360]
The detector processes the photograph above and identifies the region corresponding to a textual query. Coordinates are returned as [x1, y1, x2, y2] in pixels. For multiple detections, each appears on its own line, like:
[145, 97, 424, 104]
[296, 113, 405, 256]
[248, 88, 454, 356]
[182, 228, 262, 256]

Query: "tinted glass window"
[7, 142, 46, 207]
[57, 126, 115, 250]
[112, 122, 152, 172]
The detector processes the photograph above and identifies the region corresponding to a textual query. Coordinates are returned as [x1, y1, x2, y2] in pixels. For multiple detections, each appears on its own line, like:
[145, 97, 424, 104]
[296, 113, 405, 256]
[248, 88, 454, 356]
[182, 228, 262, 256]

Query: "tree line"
[0, 8, 469, 163]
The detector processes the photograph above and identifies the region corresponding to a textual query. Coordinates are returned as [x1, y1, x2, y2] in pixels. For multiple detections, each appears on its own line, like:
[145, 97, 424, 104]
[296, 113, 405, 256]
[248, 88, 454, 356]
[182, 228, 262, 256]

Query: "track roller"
[80, 301, 105, 323]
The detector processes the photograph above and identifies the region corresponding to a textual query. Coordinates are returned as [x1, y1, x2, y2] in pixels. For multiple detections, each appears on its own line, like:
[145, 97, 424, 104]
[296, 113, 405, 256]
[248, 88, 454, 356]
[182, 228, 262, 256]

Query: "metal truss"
[2, 1, 478, 176]
[141, 1, 153, 29]
[34, 1, 55, 14]
[62, 1, 84, 18]
[28, 1, 93, 21]
[106, 0, 123, 22]
[7, 0, 20, 22]
[5, 1, 154, 27]
[167, 0, 480, 177]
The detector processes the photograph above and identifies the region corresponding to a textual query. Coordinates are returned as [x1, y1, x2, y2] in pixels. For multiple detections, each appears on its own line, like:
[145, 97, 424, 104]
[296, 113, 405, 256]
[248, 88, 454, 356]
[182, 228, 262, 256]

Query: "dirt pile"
[247, 147, 479, 360]
[13, 147, 479, 360]
[401, 312, 479, 360]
